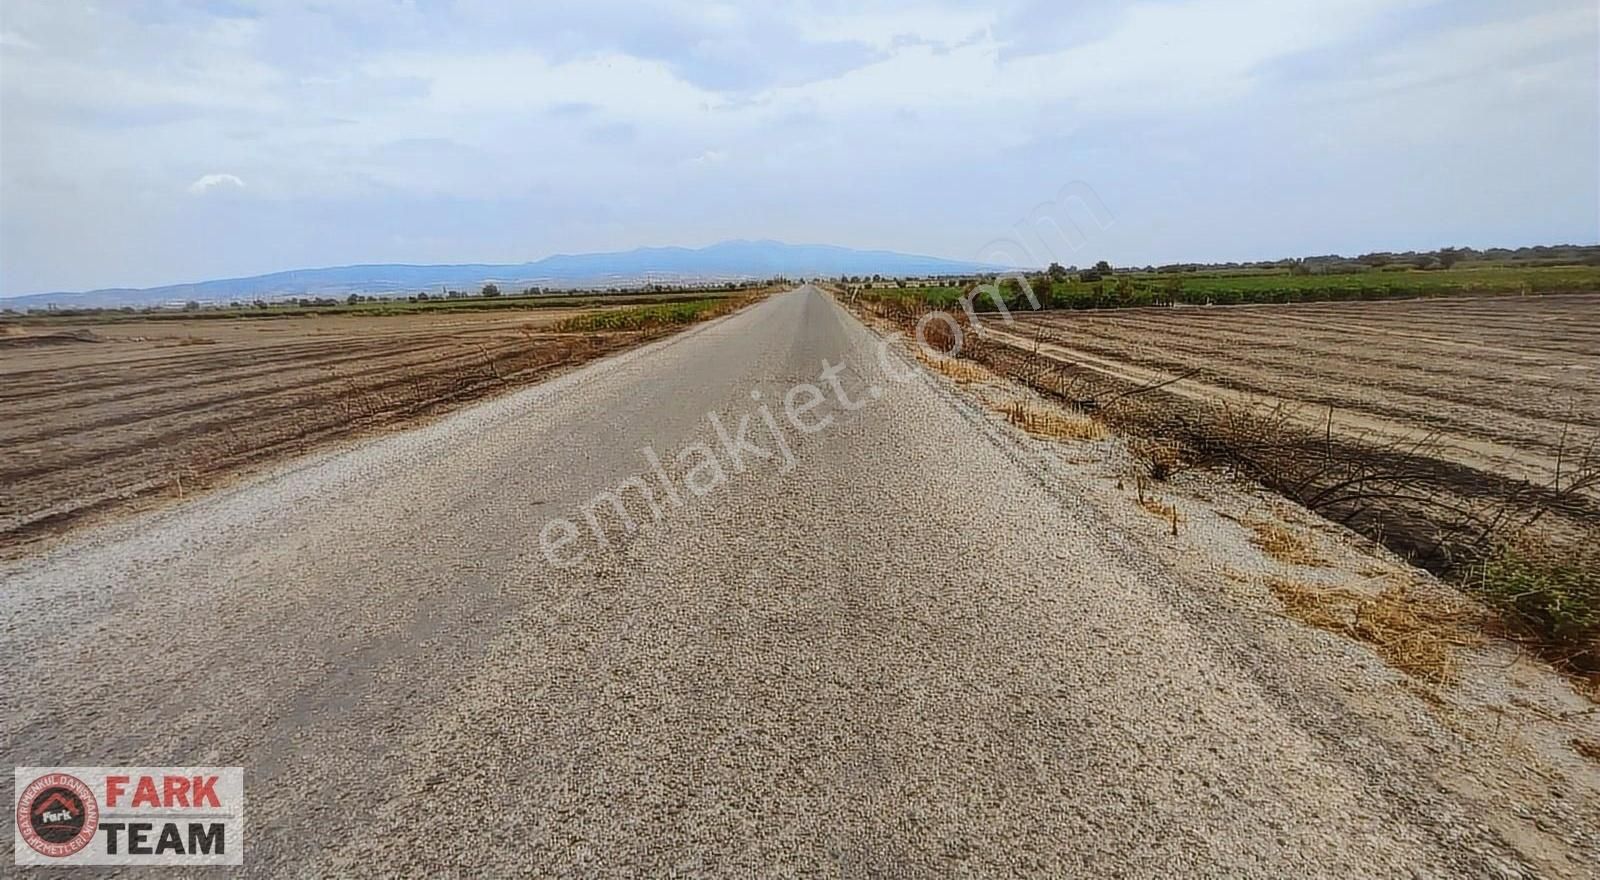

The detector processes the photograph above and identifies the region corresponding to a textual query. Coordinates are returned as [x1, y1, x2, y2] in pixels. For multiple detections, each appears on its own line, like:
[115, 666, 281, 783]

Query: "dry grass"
[1139, 497, 1180, 521]
[1579, 676, 1600, 703]
[1129, 479, 1184, 535]
[1249, 520, 1328, 567]
[161, 335, 218, 347]
[1269, 577, 1349, 632]
[1001, 398, 1106, 441]
[917, 351, 997, 385]
[1574, 738, 1600, 763]
[1268, 577, 1482, 683]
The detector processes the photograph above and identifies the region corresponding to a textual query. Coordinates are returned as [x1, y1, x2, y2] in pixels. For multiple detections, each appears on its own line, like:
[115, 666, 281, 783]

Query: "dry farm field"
[0, 296, 746, 555]
[969, 294, 1600, 575]
[845, 288, 1600, 673]
[1003, 293, 1600, 487]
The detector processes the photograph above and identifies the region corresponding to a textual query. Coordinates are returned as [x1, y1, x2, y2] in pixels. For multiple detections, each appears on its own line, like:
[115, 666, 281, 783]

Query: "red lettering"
[190, 775, 220, 808]
[132, 776, 160, 807]
[163, 776, 190, 807]
[105, 776, 129, 807]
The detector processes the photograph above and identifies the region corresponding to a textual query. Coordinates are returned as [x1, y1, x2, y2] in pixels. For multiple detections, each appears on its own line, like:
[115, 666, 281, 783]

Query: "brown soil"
[0, 309, 664, 556]
[1007, 294, 1600, 488]
[857, 292, 1600, 575]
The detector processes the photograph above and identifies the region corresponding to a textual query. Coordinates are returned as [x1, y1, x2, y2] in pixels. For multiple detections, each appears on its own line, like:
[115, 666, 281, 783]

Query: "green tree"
[1161, 276, 1185, 305]
[481, 283, 501, 298]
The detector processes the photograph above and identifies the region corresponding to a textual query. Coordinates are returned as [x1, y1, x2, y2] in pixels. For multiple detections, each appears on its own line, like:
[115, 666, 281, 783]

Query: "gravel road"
[0, 287, 1528, 875]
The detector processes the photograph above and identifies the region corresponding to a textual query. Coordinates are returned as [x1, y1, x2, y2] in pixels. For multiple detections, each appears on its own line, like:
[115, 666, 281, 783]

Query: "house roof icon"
[34, 792, 79, 819]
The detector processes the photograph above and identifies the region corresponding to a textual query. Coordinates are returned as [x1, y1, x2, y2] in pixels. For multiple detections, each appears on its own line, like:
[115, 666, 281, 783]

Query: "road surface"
[1, 286, 1522, 875]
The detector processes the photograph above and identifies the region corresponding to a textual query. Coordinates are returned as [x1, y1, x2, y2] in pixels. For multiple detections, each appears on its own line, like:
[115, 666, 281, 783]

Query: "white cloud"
[187, 173, 246, 195]
[0, 1, 1594, 294]
[0, 30, 40, 51]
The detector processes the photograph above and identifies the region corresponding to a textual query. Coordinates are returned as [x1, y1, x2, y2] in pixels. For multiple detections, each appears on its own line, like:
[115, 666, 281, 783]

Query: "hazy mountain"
[2, 240, 1006, 310]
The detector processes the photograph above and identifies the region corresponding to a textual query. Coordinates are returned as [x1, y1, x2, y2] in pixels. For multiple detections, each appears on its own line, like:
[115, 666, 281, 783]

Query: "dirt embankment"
[853, 291, 1600, 673]
[948, 295, 1600, 566]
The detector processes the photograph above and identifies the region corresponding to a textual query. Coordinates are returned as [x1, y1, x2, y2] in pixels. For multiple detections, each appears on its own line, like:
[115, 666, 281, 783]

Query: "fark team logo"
[13, 767, 245, 866]
[16, 773, 99, 858]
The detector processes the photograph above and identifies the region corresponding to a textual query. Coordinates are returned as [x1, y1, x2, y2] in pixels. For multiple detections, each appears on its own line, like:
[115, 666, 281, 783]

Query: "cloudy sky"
[1, 0, 1596, 295]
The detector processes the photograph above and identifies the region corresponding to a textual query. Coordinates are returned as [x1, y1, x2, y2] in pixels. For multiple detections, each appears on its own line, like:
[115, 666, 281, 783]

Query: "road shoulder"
[849, 295, 1600, 879]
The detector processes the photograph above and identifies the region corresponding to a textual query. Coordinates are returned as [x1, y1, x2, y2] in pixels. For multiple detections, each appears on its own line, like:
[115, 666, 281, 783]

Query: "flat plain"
[1005, 293, 1600, 489]
[0, 298, 738, 554]
[10, 287, 1596, 876]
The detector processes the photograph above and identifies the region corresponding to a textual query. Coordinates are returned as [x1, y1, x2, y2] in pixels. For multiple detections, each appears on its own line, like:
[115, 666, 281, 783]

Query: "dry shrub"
[1574, 738, 1600, 763]
[1001, 398, 1106, 441]
[1471, 532, 1600, 673]
[1268, 577, 1481, 683]
[916, 309, 962, 354]
[1129, 438, 1187, 481]
[1249, 520, 1327, 567]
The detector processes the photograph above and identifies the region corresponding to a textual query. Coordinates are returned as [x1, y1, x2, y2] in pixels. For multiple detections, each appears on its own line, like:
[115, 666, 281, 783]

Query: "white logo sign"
[14, 767, 244, 866]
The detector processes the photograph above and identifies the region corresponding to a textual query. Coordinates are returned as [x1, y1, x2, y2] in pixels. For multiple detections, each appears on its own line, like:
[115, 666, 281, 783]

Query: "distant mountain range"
[2, 240, 1007, 310]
